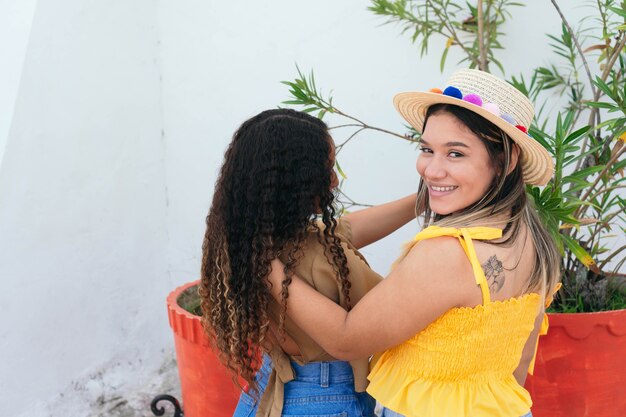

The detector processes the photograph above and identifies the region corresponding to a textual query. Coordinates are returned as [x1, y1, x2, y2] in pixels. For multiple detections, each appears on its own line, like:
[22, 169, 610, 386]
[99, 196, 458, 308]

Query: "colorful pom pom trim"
[428, 85, 530, 136]
[463, 93, 483, 107]
[442, 86, 463, 99]
[501, 113, 516, 125]
[483, 102, 500, 116]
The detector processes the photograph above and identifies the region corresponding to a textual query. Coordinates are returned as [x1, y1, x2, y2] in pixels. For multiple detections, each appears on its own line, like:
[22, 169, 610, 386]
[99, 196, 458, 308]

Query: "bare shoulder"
[405, 236, 469, 269]
[395, 236, 477, 299]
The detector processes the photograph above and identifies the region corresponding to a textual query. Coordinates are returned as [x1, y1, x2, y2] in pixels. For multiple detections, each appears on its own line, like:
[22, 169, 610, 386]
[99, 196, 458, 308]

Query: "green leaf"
[611, 158, 626, 172]
[560, 234, 598, 271]
[563, 165, 605, 181]
[335, 160, 347, 180]
[491, 57, 505, 74]
[440, 44, 450, 72]
[608, 5, 626, 19]
[594, 76, 619, 102]
[564, 125, 591, 144]
[587, 101, 619, 109]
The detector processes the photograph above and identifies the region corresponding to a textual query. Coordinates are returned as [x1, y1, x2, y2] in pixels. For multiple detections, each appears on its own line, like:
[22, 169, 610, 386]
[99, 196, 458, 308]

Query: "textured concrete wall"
[0, 0, 38, 167]
[1, 1, 171, 415]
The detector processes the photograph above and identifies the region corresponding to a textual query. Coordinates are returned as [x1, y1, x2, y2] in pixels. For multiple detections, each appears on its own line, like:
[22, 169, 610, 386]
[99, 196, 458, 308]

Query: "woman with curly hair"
[200, 108, 417, 417]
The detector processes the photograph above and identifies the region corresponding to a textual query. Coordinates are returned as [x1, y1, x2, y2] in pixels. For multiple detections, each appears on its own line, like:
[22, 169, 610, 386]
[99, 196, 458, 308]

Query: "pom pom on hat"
[501, 113, 516, 125]
[442, 86, 463, 99]
[392, 68, 554, 186]
[463, 93, 483, 106]
[429, 88, 443, 94]
[483, 102, 500, 116]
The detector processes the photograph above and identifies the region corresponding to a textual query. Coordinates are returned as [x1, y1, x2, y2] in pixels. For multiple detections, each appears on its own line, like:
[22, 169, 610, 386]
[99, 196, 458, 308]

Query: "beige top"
[257, 218, 382, 417]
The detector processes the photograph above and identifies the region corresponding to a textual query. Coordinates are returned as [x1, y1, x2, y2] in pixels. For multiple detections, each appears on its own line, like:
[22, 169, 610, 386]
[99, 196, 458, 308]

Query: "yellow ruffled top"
[367, 226, 541, 417]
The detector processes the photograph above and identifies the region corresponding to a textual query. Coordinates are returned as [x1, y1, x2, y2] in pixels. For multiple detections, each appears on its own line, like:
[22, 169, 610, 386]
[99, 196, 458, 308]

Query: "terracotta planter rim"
[167, 280, 211, 346]
[547, 307, 626, 317]
[167, 280, 201, 320]
[547, 307, 626, 338]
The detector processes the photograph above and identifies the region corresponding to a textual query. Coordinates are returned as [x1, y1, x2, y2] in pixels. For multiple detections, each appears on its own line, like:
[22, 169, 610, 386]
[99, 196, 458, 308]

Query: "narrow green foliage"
[280, 66, 336, 119]
[368, 0, 522, 72]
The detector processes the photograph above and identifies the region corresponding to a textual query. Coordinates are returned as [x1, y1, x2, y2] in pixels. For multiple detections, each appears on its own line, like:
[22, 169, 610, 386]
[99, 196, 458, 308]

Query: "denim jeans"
[233, 354, 376, 417]
[380, 406, 533, 417]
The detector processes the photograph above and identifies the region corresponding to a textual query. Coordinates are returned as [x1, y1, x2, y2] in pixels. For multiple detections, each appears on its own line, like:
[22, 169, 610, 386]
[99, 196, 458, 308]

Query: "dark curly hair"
[199, 108, 352, 394]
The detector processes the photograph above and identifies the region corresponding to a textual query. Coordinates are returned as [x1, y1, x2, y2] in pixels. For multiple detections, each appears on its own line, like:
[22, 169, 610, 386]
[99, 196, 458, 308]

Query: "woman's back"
[259, 219, 381, 412]
[367, 225, 542, 416]
[463, 223, 537, 305]
[268, 219, 381, 364]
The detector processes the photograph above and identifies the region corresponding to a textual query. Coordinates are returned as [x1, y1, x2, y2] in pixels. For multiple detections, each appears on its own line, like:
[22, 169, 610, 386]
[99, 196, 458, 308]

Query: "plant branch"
[364, 125, 415, 141]
[589, 208, 621, 240]
[335, 127, 368, 154]
[329, 106, 368, 126]
[588, 184, 626, 202]
[602, 35, 626, 82]
[610, 255, 626, 276]
[574, 144, 626, 217]
[599, 244, 626, 270]
[477, 0, 488, 71]
[550, 0, 596, 99]
[328, 106, 412, 141]
[336, 188, 374, 209]
[328, 124, 363, 130]
[426, 0, 481, 68]
[590, 34, 626, 106]
[580, 34, 626, 166]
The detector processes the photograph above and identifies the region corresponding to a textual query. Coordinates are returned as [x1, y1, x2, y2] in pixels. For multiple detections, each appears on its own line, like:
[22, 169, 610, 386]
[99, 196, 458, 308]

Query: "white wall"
[0, 0, 38, 168]
[1, 1, 172, 415]
[0, 1, 602, 416]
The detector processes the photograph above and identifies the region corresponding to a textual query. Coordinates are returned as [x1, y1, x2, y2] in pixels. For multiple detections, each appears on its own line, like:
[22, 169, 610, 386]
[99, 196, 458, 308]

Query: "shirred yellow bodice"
[367, 226, 541, 417]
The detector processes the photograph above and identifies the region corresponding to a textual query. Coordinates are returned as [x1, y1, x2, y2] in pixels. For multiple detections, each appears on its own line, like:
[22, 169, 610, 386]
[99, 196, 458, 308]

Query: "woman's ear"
[507, 143, 521, 175]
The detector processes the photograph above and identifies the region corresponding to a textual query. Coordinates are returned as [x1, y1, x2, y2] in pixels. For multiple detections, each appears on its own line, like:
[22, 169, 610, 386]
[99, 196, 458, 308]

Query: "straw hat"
[394, 68, 553, 185]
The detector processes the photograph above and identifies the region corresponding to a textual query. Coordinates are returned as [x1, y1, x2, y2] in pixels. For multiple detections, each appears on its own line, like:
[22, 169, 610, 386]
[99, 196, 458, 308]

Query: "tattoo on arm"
[482, 255, 505, 292]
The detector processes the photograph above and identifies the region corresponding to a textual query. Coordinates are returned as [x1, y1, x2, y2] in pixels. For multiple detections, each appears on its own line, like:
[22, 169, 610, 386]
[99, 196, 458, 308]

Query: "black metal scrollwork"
[150, 394, 184, 417]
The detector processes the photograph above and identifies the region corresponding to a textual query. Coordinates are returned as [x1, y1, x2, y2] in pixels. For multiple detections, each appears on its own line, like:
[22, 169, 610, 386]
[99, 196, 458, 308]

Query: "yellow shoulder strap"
[405, 225, 503, 305]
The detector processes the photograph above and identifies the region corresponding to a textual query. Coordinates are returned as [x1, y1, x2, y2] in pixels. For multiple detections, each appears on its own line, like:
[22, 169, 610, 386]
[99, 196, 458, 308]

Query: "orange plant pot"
[525, 309, 626, 417]
[167, 281, 241, 417]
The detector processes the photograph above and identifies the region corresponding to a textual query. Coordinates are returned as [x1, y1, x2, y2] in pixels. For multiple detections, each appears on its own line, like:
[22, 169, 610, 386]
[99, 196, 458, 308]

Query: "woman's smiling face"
[417, 111, 496, 215]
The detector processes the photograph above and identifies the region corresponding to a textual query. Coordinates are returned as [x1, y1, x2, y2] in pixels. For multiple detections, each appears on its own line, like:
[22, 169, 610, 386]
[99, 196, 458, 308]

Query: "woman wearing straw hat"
[199, 108, 418, 417]
[266, 69, 561, 417]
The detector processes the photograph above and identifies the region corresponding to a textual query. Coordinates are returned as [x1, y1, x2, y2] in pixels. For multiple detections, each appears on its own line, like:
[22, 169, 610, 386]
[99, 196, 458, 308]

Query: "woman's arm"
[341, 193, 417, 249]
[513, 307, 545, 386]
[268, 236, 474, 360]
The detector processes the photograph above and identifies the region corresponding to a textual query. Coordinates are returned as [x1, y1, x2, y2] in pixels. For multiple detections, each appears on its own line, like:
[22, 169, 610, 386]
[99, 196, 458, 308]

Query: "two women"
[203, 68, 561, 417]
[200, 108, 416, 417]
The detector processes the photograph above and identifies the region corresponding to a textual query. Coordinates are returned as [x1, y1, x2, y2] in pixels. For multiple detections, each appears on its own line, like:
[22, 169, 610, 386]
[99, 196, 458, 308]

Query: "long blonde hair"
[413, 104, 561, 297]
